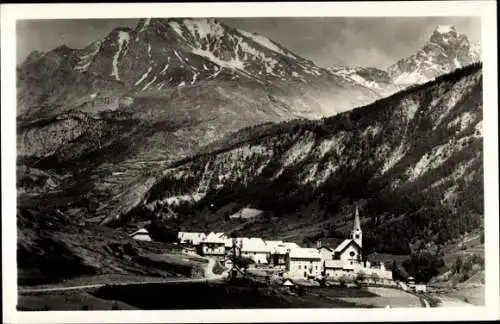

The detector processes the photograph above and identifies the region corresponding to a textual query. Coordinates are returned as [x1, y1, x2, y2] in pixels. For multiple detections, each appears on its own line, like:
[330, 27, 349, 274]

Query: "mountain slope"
[17, 18, 379, 120]
[131, 63, 483, 254]
[17, 18, 384, 223]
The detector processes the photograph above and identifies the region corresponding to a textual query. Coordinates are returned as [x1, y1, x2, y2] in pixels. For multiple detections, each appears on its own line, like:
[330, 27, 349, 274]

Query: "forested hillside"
[131, 63, 483, 256]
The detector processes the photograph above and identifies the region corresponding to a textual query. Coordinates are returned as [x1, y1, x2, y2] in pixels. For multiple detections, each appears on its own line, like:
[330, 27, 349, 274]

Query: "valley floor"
[17, 280, 421, 310]
[428, 284, 485, 307]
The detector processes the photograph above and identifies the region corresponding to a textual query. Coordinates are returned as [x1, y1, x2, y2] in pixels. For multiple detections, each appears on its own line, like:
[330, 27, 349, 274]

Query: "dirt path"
[19, 277, 212, 294]
[203, 257, 229, 280]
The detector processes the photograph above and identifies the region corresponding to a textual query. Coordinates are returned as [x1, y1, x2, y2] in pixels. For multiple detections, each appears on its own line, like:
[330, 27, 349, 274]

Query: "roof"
[215, 232, 227, 239]
[283, 242, 300, 250]
[272, 244, 290, 255]
[318, 246, 333, 252]
[353, 204, 361, 231]
[202, 232, 226, 244]
[229, 207, 263, 219]
[289, 248, 322, 260]
[240, 238, 271, 253]
[324, 260, 345, 269]
[224, 238, 233, 248]
[265, 240, 284, 249]
[178, 232, 206, 240]
[130, 228, 149, 236]
[283, 279, 295, 286]
[317, 237, 344, 249]
[334, 239, 361, 253]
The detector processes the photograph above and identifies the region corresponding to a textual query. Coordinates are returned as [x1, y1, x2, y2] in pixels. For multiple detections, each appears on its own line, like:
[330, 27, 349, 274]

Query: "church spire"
[351, 204, 362, 248]
[353, 204, 361, 231]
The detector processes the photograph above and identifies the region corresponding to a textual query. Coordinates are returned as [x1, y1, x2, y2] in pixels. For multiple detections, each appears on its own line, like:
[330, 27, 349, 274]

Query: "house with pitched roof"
[317, 246, 334, 263]
[266, 240, 290, 268]
[130, 228, 152, 241]
[238, 237, 272, 264]
[178, 231, 207, 246]
[199, 232, 226, 259]
[286, 247, 322, 279]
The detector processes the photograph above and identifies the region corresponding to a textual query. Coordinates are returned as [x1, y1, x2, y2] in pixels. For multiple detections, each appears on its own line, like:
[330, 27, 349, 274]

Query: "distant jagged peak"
[435, 25, 457, 35]
[428, 25, 470, 48]
[134, 17, 226, 38]
[387, 24, 480, 86]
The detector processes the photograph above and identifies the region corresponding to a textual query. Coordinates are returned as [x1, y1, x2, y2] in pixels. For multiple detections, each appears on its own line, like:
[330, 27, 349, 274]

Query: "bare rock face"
[388, 25, 481, 87]
[17, 18, 380, 120]
[329, 25, 481, 96]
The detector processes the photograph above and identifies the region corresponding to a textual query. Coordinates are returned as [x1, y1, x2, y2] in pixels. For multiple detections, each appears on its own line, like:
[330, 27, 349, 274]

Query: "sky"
[16, 17, 481, 69]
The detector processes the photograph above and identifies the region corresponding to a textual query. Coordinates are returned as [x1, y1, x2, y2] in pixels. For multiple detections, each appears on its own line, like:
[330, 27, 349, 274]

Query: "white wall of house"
[201, 243, 225, 256]
[132, 234, 152, 241]
[318, 248, 333, 262]
[287, 258, 322, 279]
[325, 268, 354, 278]
[338, 244, 362, 264]
[241, 251, 270, 264]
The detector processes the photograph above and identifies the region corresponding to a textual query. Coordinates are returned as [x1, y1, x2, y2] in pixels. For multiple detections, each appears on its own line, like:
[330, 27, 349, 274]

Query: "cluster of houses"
[174, 207, 393, 283]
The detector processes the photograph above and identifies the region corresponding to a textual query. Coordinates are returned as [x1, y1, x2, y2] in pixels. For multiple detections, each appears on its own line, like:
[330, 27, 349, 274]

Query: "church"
[319, 205, 364, 276]
[317, 205, 393, 283]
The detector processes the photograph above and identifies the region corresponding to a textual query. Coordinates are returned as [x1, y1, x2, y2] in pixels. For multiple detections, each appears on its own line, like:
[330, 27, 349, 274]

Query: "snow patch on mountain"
[134, 66, 153, 86]
[160, 63, 170, 75]
[183, 18, 225, 39]
[136, 18, 152, 41]
[192, 47, 244, 71]
[393, 70, 428, 86]
[436, 25, 454, 34]
[111, 31, 129, 80]
[142, 76, 157, 91]
[238, 29, 296, 60]
[191, 72, 199, 85]
[75, 41, 102, 71]
[169, 21, 186, 40]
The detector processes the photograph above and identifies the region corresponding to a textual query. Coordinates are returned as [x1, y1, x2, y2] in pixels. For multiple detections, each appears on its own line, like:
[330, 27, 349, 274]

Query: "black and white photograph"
[1, 1, 499, 323]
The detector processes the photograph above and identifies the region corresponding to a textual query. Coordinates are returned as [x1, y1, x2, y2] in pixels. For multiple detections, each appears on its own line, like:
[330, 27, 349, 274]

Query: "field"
[18, 277, 431, 310]
[328, 287, 422, 308]
[18, 291, 138, 311]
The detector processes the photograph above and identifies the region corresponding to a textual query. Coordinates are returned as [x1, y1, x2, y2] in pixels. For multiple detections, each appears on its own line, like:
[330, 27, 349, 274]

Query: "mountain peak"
[388, 25, 478, 86]
[435, 25, 457, 35]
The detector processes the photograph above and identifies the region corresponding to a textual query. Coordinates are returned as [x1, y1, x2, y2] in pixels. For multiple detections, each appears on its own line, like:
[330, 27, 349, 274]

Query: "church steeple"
[351, 204, 362, 248]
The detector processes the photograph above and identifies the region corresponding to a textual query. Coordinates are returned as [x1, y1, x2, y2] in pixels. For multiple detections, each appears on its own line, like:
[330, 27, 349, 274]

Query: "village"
[130, 206, 426, 294]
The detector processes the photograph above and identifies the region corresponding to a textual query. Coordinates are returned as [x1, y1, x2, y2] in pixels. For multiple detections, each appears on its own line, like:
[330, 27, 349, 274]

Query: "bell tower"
[351, 205, 362, 248]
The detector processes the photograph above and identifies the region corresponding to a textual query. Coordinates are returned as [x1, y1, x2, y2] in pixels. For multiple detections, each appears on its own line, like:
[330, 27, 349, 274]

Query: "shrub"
[338, 275, 349, 288]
